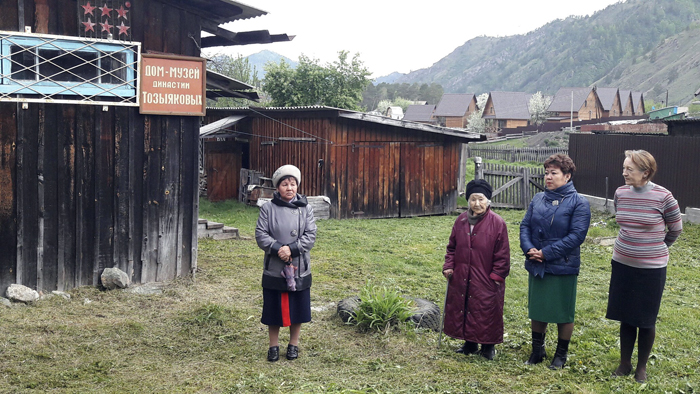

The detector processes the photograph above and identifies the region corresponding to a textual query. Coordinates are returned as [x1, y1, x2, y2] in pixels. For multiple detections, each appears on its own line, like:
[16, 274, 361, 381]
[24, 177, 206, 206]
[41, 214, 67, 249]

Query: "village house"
[200, 106, 483, 219]
[433, 93, 477, 128]
[547, 87, 603, 122]
[402, 104, 436, 124]
[0, 0, 289, 295]
[633, 91, 646, 115]
[481, 91, 531, 130]
[596, 87, 622, 117]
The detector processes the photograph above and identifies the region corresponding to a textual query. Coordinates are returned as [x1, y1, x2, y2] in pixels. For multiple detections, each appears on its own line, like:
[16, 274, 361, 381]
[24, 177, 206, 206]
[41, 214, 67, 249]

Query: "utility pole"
[570, 91, 573, 131]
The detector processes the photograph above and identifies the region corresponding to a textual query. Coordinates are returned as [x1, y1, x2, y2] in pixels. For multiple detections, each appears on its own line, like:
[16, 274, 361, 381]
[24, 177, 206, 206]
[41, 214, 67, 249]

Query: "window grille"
[0, 30, 140, 106]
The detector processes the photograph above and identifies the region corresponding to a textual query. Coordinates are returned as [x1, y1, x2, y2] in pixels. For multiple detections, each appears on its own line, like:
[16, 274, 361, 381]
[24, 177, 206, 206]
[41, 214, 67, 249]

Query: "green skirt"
[528, 273, 577, 323]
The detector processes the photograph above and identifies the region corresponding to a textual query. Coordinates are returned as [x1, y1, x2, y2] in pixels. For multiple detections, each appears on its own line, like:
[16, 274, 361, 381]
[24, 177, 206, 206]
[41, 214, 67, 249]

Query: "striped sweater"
[613, 182, 683, 269]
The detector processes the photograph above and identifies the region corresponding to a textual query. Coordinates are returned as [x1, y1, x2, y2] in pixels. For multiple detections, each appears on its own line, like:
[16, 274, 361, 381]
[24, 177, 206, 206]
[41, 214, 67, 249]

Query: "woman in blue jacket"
[520, 154, 590, 369]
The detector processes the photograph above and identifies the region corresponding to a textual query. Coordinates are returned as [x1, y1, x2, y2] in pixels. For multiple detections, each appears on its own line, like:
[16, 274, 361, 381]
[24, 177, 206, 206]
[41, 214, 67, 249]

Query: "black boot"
[525, 331, 546, 365]
[455, 341, 479, 355]
[479, 344, 496, 360]
[549, 338, 569, 369]
[267, 346, 279, 362]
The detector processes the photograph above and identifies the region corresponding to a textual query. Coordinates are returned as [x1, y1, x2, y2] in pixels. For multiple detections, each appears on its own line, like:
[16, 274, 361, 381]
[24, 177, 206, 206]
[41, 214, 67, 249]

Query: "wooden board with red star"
[78, 0, 132, 41]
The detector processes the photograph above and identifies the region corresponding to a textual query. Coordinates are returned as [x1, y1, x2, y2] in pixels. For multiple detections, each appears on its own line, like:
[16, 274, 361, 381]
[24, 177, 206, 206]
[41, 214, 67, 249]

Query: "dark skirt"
[261, 287, 311, 327]
[528, 273, 578, 323]
[606, 260, 666, 328]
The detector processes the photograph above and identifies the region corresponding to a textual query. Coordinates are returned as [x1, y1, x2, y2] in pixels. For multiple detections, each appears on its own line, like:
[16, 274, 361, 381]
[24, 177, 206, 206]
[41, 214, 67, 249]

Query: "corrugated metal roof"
[199, 115, 247, 137]
[596, 87, 619, 110]
[488, 91, 531, 120]
[548, 87, 592, 112]
[403, 105, 435, 122]
[434, 94, 475, 117]
[185, 0, 267, 24]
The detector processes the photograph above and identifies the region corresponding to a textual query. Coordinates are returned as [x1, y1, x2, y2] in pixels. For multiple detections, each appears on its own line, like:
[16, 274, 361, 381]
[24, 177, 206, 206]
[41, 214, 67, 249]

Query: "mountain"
[245, 50, 297, 78]
[394, 0, 700, 105]
[373, 72, 405, 85]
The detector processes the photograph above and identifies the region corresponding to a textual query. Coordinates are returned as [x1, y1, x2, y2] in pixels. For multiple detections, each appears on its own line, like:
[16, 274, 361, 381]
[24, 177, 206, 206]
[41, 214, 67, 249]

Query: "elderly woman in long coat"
[442, 179, 510, 360]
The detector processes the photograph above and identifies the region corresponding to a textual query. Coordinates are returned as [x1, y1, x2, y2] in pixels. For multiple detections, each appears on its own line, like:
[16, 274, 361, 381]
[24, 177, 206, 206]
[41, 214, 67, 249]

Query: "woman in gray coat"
[255, 165, 317, 362]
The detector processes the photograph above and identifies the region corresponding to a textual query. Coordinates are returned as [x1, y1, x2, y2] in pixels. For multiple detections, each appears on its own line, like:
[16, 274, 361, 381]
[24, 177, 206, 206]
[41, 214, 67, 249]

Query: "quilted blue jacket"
[519, 181, 591, 277]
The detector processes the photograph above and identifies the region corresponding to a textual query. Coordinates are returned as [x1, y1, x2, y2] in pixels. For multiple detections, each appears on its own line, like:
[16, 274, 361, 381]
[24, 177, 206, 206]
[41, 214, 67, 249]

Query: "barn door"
[399, 143, 446, 217]
[348, 142, 400, 219]
[205, 142, 243, 202]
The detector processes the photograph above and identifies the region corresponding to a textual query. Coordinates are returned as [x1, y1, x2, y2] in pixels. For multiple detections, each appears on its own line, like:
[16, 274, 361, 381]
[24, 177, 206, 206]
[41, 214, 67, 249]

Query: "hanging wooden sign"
[139, 54, 207, 116]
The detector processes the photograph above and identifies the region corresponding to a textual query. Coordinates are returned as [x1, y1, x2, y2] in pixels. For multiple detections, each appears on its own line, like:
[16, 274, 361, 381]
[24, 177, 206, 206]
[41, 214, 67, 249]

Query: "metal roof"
[205, 70, 259, 101]
[596, 87, 619, 110]
[619, 89, 632, 109]
[487, 91, 531, 120]
[434, 94, 475, 117]
[403, 105, 436, 122]
[548, 87, 592, 112]
[199, 115, 247, 137]
[183, 0, 267, 24]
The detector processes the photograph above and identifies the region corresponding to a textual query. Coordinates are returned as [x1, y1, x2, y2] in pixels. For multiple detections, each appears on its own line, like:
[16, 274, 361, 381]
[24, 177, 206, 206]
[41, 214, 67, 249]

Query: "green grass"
[1, 202, 698, 393]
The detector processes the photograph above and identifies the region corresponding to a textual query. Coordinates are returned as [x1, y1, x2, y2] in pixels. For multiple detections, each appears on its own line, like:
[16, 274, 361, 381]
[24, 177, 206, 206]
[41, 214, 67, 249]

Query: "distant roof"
[206, 70, 259, 101]
[596, 87, 619, 110]
[488, 91, 531, 120]
[403, 105, 436, 122]
[548, 87, 592, 112]
[619, 89, 632, 108]
[434, 94, 475, 117]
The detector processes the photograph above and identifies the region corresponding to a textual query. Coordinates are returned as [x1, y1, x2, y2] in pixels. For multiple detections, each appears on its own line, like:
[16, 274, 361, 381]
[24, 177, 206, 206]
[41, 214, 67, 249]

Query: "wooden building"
[0, 0, 289, 295]
[433, 94, 477, 128]
[632, 91, 645, 115]
[619, 89, 634, 116]
[596, 87, 622, 117]
[403, 104, 436, 124]
[548, 87, 603, 122]
[201, 107, 483, 219]
[481, 91, 531, 129]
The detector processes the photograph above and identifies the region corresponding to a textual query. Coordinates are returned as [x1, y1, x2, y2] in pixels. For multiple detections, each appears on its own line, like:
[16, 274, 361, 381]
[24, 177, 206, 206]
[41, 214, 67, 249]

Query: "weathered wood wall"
[203, 110, 464, 219]
[0, 0, 202, 294]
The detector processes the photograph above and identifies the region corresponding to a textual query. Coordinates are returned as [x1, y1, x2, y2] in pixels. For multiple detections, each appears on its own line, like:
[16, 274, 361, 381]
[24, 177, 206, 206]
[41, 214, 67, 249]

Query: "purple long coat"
[442, 208, 510, 344]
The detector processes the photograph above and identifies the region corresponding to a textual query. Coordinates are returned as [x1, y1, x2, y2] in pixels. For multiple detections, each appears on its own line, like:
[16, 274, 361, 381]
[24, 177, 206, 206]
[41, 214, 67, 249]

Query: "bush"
[351, 282, 415, 333]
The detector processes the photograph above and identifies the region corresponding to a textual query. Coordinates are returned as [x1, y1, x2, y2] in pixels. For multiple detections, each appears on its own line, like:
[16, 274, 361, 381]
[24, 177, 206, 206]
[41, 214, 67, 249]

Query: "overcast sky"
[212, 0, 624, 78]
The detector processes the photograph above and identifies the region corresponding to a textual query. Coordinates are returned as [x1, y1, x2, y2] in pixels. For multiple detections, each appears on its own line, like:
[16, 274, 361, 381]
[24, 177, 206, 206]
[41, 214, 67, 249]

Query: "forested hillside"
[395, 0, 700, 104]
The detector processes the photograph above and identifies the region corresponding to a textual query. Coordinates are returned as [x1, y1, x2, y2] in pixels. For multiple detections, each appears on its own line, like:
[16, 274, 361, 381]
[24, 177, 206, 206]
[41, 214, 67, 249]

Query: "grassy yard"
[1, 200, 698, 393]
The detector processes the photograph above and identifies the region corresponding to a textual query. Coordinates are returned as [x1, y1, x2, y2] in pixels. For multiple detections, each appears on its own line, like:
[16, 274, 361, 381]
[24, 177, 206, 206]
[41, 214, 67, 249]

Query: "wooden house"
[619, 90, 634, 116]
[548, 87, 603, 122]
[596, 87, 622, 117]
[403, 104, 436, 124]
[481, 91, 531, 130]
[0, 0, 290, 295]
[632, 91, 645, 115]
[433, 93, 477, 128]
[200, 106, 483, 219]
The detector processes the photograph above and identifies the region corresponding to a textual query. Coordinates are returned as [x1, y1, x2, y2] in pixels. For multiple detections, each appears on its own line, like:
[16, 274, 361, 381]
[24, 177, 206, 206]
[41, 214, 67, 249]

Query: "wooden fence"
[474, 161, 545, 209]
[467, 145, 568, 163]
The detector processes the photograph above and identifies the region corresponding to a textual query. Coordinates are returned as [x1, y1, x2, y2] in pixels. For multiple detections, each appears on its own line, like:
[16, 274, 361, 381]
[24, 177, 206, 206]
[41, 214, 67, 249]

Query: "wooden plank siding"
[0, 0, 203, 294]
[204, 109, 469, 219]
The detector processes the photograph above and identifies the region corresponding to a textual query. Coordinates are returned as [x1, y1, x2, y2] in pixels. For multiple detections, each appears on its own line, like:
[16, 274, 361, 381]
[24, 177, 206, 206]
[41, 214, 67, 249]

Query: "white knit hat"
[272, 164, 301, 187]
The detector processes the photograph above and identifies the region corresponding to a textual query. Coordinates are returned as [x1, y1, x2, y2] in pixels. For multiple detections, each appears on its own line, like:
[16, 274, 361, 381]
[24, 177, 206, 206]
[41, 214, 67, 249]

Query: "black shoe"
[286, 344, 298, 360]
[525, 331, 546, 365]
[548, 338, 570, 369]
[267, 346, 279, 362]
[455, 341, 479, 355]
[479, 344, 496, 360]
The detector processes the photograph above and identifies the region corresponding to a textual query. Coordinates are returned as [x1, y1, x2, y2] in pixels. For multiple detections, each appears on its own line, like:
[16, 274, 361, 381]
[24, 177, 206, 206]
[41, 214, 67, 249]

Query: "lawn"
[1, 200, 698, 393]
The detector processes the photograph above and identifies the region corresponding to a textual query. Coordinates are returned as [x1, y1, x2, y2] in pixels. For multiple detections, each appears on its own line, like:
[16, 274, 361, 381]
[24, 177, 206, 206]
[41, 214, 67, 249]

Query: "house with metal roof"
[548, 87, 603, 122]
[200, 106, 484, 218]
[481, 91, 531, 130]
[596, 87, 622, 117]
[619, 90, 634, 116]
[403, 105, 436, 124]
[632, 92, 646, 115]
[433, 94, 478, 128]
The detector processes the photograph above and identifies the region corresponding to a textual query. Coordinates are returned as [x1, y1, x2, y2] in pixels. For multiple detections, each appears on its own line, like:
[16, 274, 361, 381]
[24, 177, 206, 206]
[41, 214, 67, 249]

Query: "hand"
[278, 245, 292, 263]
[443, 269, 453, 279]
[527, 248, 544, 262]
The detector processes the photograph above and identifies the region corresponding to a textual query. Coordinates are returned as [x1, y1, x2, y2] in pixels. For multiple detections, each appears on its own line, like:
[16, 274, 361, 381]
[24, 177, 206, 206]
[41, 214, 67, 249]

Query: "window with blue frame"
[0, 31, 139, 105]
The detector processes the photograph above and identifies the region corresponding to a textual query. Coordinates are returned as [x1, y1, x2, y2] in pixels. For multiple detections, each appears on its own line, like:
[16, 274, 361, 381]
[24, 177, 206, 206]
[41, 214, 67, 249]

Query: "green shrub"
[351, 282, 415, 333]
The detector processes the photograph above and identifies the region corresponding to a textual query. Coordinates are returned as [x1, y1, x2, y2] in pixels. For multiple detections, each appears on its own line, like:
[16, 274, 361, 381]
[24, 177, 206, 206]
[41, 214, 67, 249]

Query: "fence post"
[522, 167, 531, 209]
[474, 157, 483, 180]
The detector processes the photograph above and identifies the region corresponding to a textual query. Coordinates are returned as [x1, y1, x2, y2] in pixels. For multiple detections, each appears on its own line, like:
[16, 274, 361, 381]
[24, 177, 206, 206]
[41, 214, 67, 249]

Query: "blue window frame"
[0, 31, 138, 100]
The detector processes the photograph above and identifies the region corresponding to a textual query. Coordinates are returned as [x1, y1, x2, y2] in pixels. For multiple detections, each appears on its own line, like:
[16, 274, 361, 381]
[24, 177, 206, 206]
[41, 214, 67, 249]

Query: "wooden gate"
[476, 163, 545, 209]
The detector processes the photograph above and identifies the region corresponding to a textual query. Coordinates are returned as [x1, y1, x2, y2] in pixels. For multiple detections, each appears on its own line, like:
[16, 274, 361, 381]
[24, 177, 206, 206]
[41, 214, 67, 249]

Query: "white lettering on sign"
[152, 81, 191, 89]
[141, 91, 203, 106]
[144, 65, 165, 77]
[168, 67, 200, 80]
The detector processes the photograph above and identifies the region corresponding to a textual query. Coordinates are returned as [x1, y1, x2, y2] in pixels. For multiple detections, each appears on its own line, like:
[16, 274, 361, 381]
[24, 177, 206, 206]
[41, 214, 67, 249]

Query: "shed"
[200, 106, 484, 219]
[0, 0, 288, 295]
[433, 93, 477, 128]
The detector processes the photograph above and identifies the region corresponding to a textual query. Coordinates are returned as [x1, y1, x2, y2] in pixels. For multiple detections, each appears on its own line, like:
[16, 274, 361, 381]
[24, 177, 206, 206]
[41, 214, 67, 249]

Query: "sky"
[211, 0, 624, 78]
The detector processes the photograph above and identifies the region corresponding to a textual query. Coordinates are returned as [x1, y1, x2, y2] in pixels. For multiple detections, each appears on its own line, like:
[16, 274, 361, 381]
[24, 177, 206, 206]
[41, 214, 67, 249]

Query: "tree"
[263, 51, 371, 110]
[529, 91, 553, 125]
[466, 93, 489, 134]
[206, 53, 262, 108]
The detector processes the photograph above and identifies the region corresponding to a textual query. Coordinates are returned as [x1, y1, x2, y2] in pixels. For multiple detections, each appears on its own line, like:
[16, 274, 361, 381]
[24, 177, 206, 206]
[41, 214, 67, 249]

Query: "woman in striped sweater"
[607, 150, 683, 383]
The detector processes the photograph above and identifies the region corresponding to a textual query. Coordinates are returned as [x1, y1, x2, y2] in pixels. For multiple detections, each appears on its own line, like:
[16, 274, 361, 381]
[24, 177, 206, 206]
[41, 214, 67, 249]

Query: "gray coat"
[255, 193, 317, 291]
